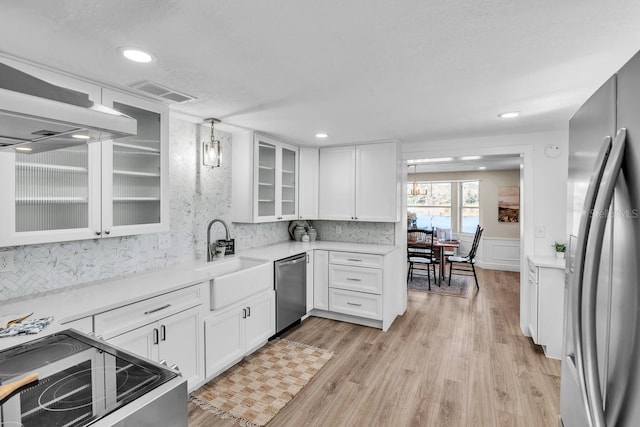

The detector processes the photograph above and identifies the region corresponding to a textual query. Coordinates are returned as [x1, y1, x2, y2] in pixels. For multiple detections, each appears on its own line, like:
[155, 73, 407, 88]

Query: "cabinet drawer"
[329, 288, 382, 320]
[95, 283, 205, 339]
[329, 264, 382, 294]
[329, 251, 383, 269]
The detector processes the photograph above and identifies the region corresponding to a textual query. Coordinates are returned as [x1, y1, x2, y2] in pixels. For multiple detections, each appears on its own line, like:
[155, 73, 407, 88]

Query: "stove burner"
[0, 336, 88, 381]
[37, 366, 126, 412]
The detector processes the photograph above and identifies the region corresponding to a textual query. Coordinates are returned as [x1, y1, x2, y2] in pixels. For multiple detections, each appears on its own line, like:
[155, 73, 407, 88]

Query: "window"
[407, 182, 451, 229]
[460, 181, 479, 233]
[408, 180, 480, 234]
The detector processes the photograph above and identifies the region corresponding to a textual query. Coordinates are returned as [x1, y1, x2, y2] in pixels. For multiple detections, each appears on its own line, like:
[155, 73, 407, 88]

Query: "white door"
[318, 146, 355, 220]
[244, 292, 275, 354]
[204, 308, 245, 378]
[159, 307, 201, 388]
[355, 142, 399, 222]
[101, 89, 169, 237]
[108, 322, 158, 361]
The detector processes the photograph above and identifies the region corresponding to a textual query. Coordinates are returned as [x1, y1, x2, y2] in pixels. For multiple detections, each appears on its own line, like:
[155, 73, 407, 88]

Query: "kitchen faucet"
[206, 219, 231, 261]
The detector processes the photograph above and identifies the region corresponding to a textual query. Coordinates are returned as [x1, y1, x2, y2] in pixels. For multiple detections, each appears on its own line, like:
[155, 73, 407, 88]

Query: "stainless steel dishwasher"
[274, 253, 307, 334]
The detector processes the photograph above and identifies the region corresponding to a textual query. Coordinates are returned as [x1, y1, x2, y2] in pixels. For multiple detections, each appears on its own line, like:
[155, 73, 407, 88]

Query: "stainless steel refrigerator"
[561, 50, 640, 426]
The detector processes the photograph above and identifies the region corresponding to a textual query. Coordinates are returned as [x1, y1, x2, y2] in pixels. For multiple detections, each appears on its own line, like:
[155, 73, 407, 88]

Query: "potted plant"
[553, 242, 566, 259]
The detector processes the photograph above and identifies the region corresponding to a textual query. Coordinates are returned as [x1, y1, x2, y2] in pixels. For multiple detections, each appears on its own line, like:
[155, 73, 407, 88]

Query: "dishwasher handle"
[276, 254, 306, 268]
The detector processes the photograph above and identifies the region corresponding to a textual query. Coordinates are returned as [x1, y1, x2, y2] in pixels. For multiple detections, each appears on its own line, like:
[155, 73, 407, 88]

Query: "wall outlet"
[0, 250, 16, 272]
[535, 225, 546, 238]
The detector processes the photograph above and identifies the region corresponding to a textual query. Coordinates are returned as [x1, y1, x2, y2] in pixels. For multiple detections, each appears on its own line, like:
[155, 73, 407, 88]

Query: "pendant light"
[409, 165, 426, 196]
[203, 118, 221, 168]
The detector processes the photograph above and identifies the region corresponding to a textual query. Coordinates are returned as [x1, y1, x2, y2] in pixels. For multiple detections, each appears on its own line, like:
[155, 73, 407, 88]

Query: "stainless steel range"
[0, 329, 187, 426]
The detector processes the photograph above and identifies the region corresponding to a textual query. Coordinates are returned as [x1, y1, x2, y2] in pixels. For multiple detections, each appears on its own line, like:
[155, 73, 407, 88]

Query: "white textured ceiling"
[2, 1, 640, 146]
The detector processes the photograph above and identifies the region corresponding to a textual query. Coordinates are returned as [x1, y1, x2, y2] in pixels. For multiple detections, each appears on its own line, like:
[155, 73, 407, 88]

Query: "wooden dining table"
[408, 236, 460, 284]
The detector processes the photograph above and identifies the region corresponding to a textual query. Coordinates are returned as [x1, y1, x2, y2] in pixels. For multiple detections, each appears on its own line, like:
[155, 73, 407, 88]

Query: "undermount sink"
[195, 257, 273, 310]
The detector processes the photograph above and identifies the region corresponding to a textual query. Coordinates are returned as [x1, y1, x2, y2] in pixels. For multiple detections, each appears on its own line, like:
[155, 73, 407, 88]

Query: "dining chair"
[407, 229, 439, 289]
[447, 225, 483, 289]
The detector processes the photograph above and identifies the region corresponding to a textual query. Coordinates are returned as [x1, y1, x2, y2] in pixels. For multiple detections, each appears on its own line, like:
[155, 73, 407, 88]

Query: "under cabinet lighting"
[498, 111, 520, 119]
[72, 134, 91, 140]
[478, 166, 487, 170]
[15, 147, 32, 152]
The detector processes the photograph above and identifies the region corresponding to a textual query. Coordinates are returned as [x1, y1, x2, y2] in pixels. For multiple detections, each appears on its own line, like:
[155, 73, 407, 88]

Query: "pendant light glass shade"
[203, 118, 221, 168]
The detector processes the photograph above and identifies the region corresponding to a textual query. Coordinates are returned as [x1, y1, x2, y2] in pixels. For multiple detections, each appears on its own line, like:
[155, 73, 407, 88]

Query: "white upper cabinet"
[298, 147, 319, 220]
[318, 142, 400, 222]
[0, 65, 169, 247]
[100, 89, 169, 237]
[232, 132, 298, 223]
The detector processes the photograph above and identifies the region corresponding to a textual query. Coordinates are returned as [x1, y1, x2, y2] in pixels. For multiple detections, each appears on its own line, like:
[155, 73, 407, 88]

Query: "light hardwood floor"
[188, 268, 561, 426]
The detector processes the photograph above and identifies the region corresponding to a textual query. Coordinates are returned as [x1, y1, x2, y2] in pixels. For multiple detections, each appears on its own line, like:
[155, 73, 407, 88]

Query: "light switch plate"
[535, 225, 545, 238]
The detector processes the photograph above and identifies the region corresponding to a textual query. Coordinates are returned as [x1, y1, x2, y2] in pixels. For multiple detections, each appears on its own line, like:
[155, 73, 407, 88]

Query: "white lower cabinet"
[309, 248, 403, 331]
[527, 257, 565, 359]
[107, 306, 203, 389]
[94, 282, 206, 390]
[204, 290, 275, 379]
[328, 251, 383, 320]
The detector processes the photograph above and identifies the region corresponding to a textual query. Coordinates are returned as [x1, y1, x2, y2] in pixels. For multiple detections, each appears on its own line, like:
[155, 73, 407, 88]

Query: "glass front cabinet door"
[100, 89, 169, 237]
[253, 134, 298, 222]
[0, 90, 168, 247]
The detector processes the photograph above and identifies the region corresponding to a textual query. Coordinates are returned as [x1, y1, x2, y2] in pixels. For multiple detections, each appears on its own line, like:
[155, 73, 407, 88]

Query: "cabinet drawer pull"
[347, 258, 362, 262]
[242, 308, 247, 319]
[347, 278, 362, 282]
[347, 302, 362, 307]
[160, 325, 166, 341]
[144, 304, 171, 315]
[247, 306, 251, 317]
[153, 328, 159, 345]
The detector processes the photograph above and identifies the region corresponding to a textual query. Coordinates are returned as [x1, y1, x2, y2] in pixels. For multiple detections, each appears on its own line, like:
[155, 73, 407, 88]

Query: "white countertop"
[528, 255, 566, 270]
[0, 240, 397, 350]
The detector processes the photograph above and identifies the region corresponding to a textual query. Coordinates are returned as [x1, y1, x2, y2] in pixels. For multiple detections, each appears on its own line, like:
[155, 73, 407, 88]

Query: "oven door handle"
[0, 373, 39, 402]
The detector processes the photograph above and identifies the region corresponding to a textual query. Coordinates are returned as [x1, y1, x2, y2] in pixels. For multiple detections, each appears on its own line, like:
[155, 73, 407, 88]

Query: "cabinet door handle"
[95, 231, 102, 236]
[160, 325, 166, 341]
[104, 230, 111, 235]
[347, 302, 362, 307]
[153, 328, 159, 345]
[247, 306, 251, 317]
[144, 304, 171, 315]
[242, 308, 247, 319]
[347, 278, 362, 282]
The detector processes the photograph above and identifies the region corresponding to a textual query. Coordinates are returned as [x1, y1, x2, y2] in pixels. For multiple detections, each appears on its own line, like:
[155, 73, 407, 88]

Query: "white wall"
[403, 128, 569, 334]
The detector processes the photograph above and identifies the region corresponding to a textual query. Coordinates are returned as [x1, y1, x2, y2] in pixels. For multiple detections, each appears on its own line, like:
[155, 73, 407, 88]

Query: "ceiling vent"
[129, 81, 197, 104]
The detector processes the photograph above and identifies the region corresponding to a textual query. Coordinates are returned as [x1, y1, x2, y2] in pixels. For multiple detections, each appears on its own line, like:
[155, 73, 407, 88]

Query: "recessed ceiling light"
[72, 134, 91, 140]
[315, 133, 328, 139]
[15, 146, 32, 152]
[498, 111, 520, 119]
[120, 48, 155, 63]
[478, 166, 487, 170]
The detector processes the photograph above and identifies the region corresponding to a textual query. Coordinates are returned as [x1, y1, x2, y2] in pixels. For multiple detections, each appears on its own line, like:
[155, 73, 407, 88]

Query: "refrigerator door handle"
[581, 128, 626, 427]
[570, 135, 613, 421]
